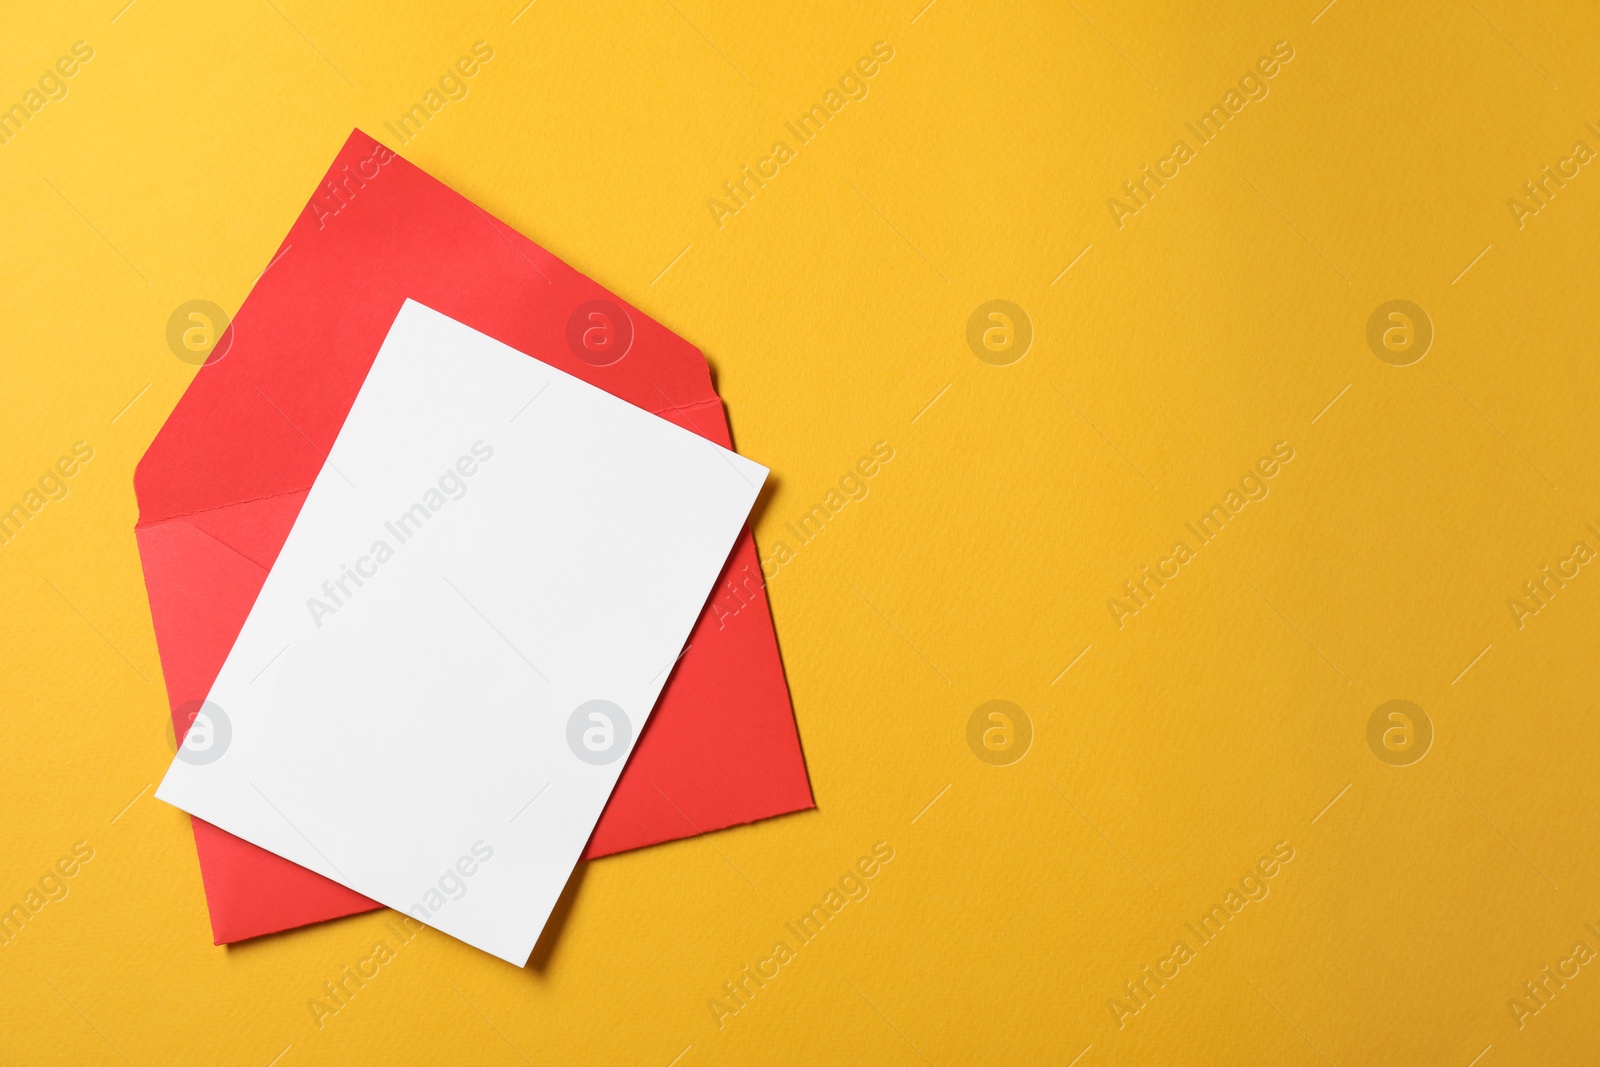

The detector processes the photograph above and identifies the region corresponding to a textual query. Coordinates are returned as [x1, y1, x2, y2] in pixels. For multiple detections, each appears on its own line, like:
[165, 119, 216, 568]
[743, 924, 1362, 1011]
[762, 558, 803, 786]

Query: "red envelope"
[135, 130, 813, 944]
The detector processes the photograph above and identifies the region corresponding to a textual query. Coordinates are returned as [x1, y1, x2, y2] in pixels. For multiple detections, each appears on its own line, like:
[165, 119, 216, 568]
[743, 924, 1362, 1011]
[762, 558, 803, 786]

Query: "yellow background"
[3, 0, 1598, 1063]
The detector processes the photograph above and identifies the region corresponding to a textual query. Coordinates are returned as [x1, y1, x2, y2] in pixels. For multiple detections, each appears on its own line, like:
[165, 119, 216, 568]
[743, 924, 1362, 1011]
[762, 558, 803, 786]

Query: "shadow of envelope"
[135, 129, 814, 945]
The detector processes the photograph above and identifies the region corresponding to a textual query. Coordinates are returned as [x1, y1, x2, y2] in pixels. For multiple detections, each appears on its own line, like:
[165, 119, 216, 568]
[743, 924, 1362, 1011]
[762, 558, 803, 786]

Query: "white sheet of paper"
[156, 299, 766, 964]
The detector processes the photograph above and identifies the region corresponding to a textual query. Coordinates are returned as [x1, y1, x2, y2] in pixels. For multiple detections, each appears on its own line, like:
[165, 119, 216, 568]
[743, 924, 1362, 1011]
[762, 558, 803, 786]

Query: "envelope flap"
[136, 128, 717, 525]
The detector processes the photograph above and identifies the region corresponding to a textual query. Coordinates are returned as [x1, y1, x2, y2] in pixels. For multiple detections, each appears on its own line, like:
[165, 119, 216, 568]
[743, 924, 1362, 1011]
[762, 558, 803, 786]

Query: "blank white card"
[157, 299, 766, 964]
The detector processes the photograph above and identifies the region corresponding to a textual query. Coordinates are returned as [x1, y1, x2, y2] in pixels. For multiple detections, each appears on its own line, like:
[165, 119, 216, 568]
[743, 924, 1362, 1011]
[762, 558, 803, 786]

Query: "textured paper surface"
[6, 1, 1600, 1063]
